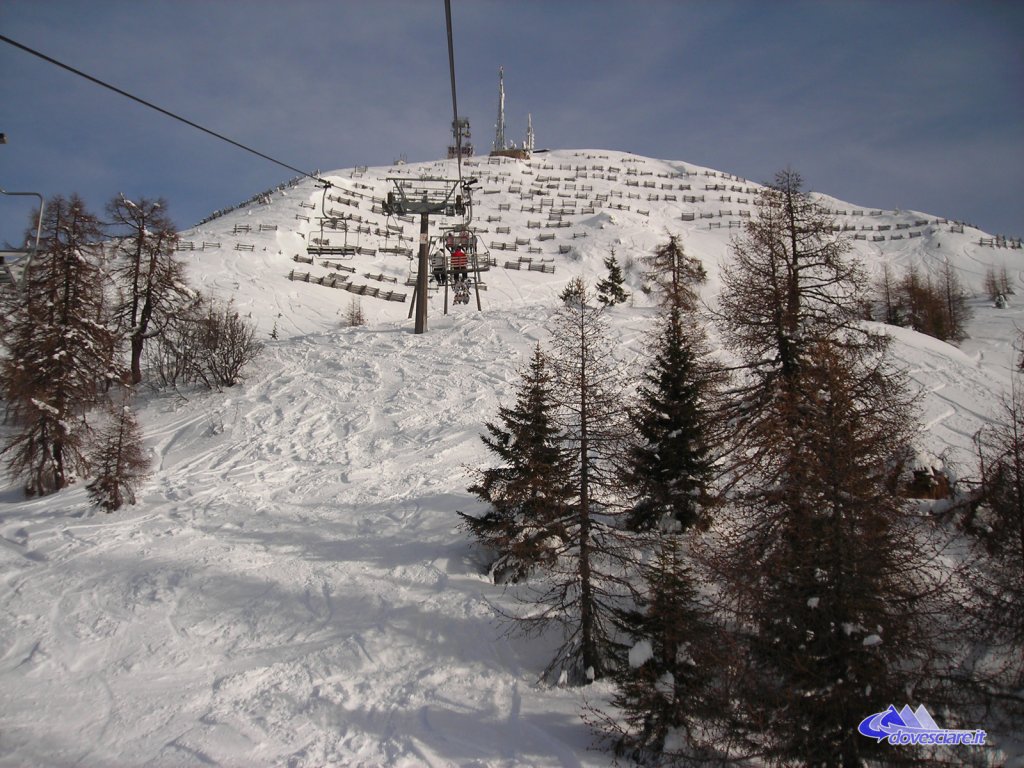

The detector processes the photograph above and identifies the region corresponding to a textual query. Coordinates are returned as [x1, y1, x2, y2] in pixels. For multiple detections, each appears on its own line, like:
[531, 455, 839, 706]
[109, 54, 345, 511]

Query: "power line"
[0, 33, 323, 184]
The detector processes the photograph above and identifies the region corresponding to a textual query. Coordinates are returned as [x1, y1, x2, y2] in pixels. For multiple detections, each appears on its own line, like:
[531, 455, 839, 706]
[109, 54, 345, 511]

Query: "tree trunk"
[577, 333, 598, 681]
[130, 334, 144, 385]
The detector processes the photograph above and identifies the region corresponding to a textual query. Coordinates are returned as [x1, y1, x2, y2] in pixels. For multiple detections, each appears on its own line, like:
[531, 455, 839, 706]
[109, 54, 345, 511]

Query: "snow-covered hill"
[178, 147, 1024, 475]
[178, 149, 1020, 338]
[1, 150, 1022, 766]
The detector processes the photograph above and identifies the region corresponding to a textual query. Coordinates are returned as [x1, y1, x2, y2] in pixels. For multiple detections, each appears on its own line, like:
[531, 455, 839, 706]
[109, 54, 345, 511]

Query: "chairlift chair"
[309, 181, 354, 260]
[440, 227, 484, 313]
[340, 218, 359, 256]
[382, 177, 466, 218]
[0, 250, 25, 290]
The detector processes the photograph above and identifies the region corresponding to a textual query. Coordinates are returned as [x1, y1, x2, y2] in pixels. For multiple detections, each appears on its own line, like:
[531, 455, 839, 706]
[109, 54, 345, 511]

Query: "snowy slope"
[178, 148, 1023, 468]
[1, 150, 1022, 766]
[175, 150, 1019, 337]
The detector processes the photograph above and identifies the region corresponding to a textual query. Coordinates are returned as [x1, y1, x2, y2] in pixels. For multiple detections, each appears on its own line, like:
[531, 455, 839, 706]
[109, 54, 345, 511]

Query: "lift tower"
[382, 177, 466, 334]
[447, 117, 473, 160]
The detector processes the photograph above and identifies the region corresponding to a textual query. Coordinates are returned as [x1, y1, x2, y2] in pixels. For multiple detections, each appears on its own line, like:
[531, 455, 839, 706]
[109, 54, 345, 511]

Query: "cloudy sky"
[1, 0, 1021, 244]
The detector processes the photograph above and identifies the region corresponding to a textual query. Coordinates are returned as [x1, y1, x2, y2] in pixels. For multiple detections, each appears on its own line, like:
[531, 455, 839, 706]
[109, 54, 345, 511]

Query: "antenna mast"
[492, 66, 506, 153]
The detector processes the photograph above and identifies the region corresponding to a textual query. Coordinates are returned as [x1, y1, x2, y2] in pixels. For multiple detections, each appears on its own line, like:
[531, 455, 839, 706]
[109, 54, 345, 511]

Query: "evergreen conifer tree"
[462, 344, 572, 583]
[596, 251, 629, 307]
[622, 306, 720, 532]
[597, 535, 726, 764]
[345, 297, 366, 327]
[598, 295, 730, 762]
[559, 275, 587, 305]
[470, 289, 641, 686]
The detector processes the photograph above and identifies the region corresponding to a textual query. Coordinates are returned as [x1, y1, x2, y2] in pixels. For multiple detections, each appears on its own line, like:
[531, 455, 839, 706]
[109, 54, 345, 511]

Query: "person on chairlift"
[431, 250, 447, 286]
[450, 246, 468, 283]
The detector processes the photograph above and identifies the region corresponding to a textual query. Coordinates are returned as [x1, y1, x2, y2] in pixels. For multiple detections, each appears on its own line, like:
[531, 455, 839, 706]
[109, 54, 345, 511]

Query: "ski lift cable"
[443, 0, 463, 185]
[0, 34, 331, 188]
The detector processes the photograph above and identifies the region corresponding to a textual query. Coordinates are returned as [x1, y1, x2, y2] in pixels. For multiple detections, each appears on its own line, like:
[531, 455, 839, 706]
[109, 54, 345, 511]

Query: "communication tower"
[492, 66, 507, 153]
[489, 68, 532, 159]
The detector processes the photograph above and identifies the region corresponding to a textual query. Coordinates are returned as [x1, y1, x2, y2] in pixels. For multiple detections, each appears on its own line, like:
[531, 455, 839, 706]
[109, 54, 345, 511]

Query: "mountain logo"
[858, 704, 987, 746]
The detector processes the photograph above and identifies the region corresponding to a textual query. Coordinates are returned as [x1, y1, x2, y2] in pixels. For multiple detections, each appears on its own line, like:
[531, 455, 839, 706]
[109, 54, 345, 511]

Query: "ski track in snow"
[2, 150, 1022, 766]
[0, 306, 610, 767]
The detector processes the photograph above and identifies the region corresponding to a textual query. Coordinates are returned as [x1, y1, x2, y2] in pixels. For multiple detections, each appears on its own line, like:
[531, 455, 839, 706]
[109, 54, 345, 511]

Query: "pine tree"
[643, 234, 706, 311]
[727, 338, 934, 766]
[516, 285, 636, 685]
[593, 260, 731, 763]
[716, 168, 867, 480]
[462, 344, 572, 583]
[106, 195, 188, 385]
[0, 195, 118, 495]
[559, 275, 587, 305]
[87, 388, 150, 512]
[718, 169, 863, 385]
[622, 306, 720, 532]
[596, 535, 726, 764]
[716, 171, 942, 765]
[345, 296, 366, 327]
[596, 251, 629, 307]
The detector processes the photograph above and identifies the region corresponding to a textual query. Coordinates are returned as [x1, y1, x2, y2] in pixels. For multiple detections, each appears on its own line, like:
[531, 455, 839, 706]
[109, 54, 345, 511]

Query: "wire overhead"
[0, 33, 322, 183]
[443, 0, 463, 184]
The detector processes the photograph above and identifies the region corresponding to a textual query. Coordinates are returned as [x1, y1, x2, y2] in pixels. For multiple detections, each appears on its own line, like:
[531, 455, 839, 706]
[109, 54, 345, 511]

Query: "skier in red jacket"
[450, 247, 468, 284]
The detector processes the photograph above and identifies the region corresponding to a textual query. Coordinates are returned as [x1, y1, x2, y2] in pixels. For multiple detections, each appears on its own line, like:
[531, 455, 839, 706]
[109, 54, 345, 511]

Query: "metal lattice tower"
[492, 66, 506, 153]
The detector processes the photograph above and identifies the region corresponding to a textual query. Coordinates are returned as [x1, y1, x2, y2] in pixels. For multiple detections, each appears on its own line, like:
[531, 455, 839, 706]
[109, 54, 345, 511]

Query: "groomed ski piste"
[1, 149, 1022, 766]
